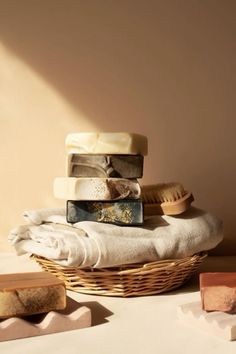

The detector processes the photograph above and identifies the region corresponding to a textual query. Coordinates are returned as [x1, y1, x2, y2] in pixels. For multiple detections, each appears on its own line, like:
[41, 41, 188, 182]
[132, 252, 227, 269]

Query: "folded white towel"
[9, 207, 223, 268]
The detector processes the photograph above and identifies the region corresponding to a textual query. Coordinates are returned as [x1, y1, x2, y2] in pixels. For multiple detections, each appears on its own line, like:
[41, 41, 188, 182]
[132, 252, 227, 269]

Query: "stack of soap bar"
[200, 272, 236, 313]
[54, 132, 147, 225]
[0, 272, 66, 319]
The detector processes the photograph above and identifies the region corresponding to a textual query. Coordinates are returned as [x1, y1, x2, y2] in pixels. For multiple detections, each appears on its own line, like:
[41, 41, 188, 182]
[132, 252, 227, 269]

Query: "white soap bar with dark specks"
[54, 177, 141, 200]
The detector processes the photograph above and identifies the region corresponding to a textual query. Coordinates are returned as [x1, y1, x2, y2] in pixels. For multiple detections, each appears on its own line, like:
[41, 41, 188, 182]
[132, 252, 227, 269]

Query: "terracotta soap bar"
[54, 177, 141, 200]
[67, 200, 143, 225]
[0, 272, 66, 319]
[200, 272, 236, 313]
[65, 132, 148, 155]
[67, 154, 144, 178]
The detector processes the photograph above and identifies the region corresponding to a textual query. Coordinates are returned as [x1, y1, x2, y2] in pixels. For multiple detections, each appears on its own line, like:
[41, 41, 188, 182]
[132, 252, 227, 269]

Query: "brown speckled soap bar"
[200, 272, 236, 313]
[0, 272, 66, 319]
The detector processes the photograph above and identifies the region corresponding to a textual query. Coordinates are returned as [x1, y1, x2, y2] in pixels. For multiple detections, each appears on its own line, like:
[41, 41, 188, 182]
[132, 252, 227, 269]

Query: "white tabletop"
[0, 253, 236, 354]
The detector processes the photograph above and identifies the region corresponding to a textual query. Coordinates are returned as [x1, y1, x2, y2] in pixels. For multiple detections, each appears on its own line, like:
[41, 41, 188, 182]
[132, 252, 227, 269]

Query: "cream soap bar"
[65, 132, 148, 155]
[0, 272, 66, 319]
[54, 177, 141, 201]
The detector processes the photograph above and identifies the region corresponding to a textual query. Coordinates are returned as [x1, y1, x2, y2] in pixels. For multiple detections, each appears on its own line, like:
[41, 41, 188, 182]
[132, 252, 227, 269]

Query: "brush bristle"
[141, 182, 187, 203]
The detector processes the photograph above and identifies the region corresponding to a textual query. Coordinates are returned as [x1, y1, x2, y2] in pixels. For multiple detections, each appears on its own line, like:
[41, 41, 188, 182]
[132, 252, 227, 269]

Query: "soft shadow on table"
[163, 273, 200, 296]
[79, 301, 113, 326]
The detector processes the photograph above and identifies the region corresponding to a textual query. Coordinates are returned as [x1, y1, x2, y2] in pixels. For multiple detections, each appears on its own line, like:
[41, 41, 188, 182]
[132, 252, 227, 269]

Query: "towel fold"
[9, 207, 223, 268]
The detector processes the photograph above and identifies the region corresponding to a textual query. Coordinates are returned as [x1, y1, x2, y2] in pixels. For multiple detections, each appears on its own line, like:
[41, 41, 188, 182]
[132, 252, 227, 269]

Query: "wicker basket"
[32, 252, 207, 297]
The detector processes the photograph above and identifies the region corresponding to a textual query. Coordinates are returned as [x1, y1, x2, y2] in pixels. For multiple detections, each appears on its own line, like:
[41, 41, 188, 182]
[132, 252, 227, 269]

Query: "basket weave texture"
[32, 252, 207, 297]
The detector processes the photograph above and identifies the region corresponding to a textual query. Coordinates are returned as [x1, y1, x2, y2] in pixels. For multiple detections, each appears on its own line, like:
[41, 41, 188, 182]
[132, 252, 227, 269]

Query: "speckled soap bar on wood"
[0, 272, 66, 319]
[67, 200, 143, 225]
[67, 154, 144, 178]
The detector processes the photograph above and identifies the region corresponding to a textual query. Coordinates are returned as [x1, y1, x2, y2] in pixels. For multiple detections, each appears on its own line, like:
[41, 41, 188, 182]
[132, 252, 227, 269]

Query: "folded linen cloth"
[9, 207, 223, 268]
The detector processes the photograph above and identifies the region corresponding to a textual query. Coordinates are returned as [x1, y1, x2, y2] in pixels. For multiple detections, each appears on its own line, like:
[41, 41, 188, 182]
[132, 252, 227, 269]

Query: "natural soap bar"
[65, 132, 148, 155]
[0, 272, 66, 319]
[67, 154, 144, 178]
[200, 272, 236, 313]
[67, 200, 143, 225]
[54, 177, 141, 200]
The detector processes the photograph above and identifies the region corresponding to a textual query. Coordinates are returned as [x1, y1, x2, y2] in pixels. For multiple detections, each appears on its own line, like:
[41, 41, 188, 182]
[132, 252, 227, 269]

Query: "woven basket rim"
[31, 251, 207, 274]
[31, 252, 207, 297]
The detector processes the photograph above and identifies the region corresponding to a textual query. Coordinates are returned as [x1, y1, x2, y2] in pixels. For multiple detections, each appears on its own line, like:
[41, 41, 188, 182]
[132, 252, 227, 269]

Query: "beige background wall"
[0, 0, 235, 253]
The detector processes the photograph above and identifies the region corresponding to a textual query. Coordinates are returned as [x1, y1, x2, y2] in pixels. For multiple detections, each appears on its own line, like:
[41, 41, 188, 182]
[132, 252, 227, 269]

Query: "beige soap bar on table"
[65, 132, 148, 155]
[0, 272, 66, 319]
[54, 177, 141, 200]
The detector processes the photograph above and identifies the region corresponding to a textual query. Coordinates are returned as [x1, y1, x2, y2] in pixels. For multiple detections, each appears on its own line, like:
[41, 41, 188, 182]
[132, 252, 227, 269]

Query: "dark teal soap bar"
[68, 154, 143, 178]
[67, 200, 143, 225]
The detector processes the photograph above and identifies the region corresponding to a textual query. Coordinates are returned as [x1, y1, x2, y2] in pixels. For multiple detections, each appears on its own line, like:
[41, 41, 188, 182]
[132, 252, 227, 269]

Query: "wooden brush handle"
[144, 193, 194, 216]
